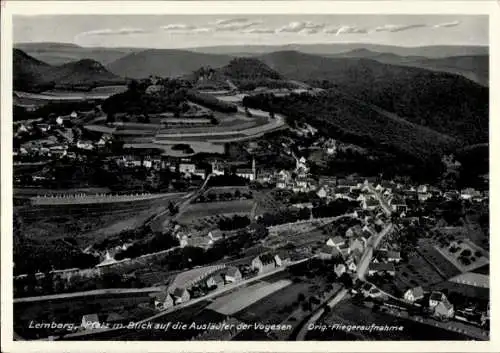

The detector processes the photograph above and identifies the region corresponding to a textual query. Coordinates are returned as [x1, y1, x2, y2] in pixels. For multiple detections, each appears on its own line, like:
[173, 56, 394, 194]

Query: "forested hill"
[14, 49, 125, 91]
[258, 51, 489, 145]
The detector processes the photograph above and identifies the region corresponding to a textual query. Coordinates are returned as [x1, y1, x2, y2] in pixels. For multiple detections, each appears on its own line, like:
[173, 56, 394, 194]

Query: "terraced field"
[176, 200, 255, 225]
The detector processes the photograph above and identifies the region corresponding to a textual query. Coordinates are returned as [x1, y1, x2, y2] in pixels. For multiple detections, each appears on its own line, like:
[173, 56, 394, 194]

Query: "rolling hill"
[106, 49, 234, 79]
[327, 49, 488, 86]
[15, 42, 140, 66]
[41, 59, 125, 86]
[407, 55, 489, 87]
[13, 49, 125, 91]
[257, 51, 489, 144]
[187, 43, 489, 58]
[13, 49, 51, 91]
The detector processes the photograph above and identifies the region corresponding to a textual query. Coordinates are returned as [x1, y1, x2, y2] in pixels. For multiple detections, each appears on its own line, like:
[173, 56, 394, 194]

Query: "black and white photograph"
[1, 1, 496, 351]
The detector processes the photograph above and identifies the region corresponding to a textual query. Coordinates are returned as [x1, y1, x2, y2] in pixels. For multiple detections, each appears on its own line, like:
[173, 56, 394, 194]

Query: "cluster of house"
[14, 111, 78, 136]
[275, 156, 315, 193]
[152, 252, 287, 311]
[316, 177, 486, 216]
[151, 265, 243, 310]
[357, 284, 455, 320]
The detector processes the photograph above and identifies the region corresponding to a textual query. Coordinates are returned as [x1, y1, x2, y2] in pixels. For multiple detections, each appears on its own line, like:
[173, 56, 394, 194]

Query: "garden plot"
[434, 238, 489, 273]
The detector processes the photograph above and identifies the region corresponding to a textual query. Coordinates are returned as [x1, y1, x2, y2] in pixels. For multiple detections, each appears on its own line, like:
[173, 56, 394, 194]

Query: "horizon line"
[13, 41, 490, 50]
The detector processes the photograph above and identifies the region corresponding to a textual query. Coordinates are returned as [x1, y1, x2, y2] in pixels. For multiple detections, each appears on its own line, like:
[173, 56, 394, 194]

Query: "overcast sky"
[14, 15, 488, 48]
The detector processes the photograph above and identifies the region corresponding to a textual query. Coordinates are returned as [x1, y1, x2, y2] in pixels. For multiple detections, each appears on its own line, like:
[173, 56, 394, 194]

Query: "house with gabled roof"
[404, 286, 424, 303]
[326, 236, 345, 248]
[224, 266, 242, 283]
[251, 254, 281, 273]
[334, 263, 347, 277]
[81, 314, 101, 330]
[349, 237, 366, 254]
[429, 291, 447, 309]
[346, 224, 363, 238]
[172, 287, 191, 304]
[318, 245, 341, 260]
[153, 292, 174, 310]
[434, 300, 455, 319]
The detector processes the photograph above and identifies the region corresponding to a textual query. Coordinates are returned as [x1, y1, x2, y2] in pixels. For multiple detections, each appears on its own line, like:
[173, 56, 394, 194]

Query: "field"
[253, 190, 288, 214]
[264, 216, 350, 250]
[392, 252, 446, 294]
[17, 193, 184, 247]
[417, 241, 462, 279]
[124, 141, 225, 156]
[88, 85, 128, 95]
[176, 199, 255, 225]
[234, 279, 338, 325]
[207, 279, 292, 315]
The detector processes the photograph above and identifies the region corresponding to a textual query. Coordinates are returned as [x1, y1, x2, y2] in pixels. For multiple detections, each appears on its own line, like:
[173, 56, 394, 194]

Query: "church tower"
[252, 157, 256, 181]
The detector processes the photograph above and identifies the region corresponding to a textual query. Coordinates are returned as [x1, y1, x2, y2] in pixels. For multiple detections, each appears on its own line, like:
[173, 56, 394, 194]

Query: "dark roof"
[320, 245, 337, 254]
[225, 266, 241, 277]
[391, 195, 406, 205]
[173, 287, 187, 297]
[387, 250, 401, 259]
[408, 286, 424, 298]
[369, 262, 395, 272]
[259, 253, 276, 265]
[430, 291, 444, 301]
[153, 292, 172, 302]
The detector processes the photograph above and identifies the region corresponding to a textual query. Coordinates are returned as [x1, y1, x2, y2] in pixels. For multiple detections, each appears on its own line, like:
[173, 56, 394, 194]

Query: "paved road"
[14, 287, 164, 304]
[357, 223, 394, 280]
[295, 288, 349, 340]
[366, 185, 392, 216]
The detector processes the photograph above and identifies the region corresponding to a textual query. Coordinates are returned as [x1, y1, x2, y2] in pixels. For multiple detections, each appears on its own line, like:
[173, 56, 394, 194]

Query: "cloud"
[334, 25, 368, 35]
[433, 20, 461, 28]
[277, 21, 324, 33]
[161, 24, 196, 31]
[191, 27, 213, 33]
[299, 28, 321, 35]
[243, 27, 276, 34]
[214, 18, 250, 26]
[372, 24, 426, 32]
[76, 27, 150, 38]
[215, 19, 262, 31]
[323, 26, 342, 34]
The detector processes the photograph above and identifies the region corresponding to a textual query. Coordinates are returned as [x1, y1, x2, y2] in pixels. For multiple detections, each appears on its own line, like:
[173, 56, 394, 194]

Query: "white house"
[334, 263, 347, 277]
[404, 286, 424, 303]
[179, 163, 196, 175]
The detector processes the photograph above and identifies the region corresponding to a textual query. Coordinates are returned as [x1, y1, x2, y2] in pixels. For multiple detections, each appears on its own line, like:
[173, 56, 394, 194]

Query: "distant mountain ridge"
[15, 42, 141, 66]
[256, 50, 488, 144]
[186, 43, 489, 58]
[106, 49, 234, 79]
[326, 49, 488, 86]
[13, 49, 125, 91]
